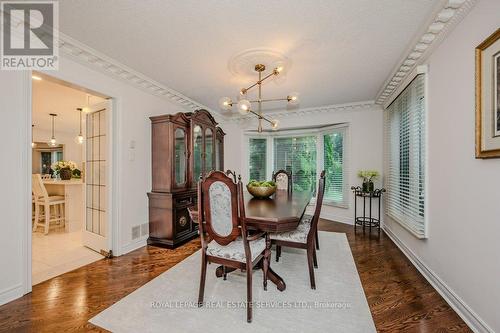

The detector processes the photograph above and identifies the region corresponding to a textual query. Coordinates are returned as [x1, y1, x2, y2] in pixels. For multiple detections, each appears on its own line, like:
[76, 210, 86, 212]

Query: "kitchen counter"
[43, 179, 84, 232]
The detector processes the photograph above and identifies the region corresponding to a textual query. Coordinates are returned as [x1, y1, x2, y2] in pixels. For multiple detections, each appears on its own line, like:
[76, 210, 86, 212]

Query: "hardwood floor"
[0, 221, 470, 332]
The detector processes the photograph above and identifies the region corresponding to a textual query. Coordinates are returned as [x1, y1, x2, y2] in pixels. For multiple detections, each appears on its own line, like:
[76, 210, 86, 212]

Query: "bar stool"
[32, 174, 66, 234]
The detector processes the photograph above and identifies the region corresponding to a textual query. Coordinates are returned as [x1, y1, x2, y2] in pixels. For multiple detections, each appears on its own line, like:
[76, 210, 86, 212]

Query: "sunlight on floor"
[32, 230, 103, 285]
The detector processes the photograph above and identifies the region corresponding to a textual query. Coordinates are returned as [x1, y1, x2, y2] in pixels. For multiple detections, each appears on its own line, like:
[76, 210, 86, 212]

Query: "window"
[248, 138, 267, 181]
[323, 128, 347, 206]
[246, 125, 348, 208]
[273, 136, 317, 192]
[385, 74, 426, 238]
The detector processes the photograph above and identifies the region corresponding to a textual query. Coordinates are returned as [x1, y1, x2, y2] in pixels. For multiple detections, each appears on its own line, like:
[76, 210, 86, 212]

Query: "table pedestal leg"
[267, 266, 286, 291]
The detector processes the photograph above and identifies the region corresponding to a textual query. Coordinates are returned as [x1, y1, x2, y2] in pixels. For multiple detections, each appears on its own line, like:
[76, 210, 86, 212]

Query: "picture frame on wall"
[476, 28, 500, 158]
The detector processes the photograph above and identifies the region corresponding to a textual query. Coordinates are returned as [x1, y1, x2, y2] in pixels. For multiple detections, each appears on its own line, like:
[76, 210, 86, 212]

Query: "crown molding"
[223, 100, 377, 124]
[375, 0, 478, 106]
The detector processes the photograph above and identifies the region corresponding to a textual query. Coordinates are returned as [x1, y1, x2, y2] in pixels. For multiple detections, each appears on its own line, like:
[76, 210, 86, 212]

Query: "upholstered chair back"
[273, 170, 292, 192]
[200, 171, 240, 246]
[307, 170, 326, 242]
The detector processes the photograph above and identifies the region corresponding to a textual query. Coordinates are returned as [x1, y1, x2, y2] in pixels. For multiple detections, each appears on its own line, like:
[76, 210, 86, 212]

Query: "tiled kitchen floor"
[32, 230, 103, 285]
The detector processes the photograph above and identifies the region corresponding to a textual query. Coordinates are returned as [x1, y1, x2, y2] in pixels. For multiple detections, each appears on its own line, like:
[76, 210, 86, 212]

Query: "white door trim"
[24, 72, 120, 295]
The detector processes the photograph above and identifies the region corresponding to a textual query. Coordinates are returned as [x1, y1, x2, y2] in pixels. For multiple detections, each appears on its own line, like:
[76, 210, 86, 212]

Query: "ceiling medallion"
[221, 51, 299, 132]
[227, 48, 292, 78]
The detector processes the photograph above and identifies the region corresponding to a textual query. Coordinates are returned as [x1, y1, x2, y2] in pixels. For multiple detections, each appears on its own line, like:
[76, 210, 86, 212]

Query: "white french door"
[82, 101, 111, 254]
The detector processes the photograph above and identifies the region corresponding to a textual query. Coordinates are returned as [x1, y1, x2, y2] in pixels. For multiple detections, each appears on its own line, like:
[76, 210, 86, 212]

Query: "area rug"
[90, 232, 376, 332]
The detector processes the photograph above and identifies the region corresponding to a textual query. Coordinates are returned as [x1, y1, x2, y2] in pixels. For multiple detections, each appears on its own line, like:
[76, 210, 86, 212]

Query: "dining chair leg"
[313, 247, 318, 268]
[315, 229, 320, 250]
[275, 245, 281, 262]
[307, 246, 316, 289]
[198, 253, 207, 307]
[55, 204, 60, 225]
[33, 203, 40, 232]
[44, 204, 50, 235]
[263, 234, 271, 290]
[246, 264, 253, 323]
[61, 203, 66, 229]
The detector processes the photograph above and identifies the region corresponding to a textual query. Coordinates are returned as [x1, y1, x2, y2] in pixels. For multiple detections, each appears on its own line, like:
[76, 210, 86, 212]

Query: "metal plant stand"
[351, 186, 386, 234]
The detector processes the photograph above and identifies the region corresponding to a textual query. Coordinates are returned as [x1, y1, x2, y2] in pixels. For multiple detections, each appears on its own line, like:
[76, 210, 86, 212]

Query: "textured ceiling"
[58, 0, 439, 114]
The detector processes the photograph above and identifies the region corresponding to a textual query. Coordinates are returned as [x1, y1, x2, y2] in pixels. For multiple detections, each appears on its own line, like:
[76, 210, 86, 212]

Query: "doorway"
[30, 73, 113, 285]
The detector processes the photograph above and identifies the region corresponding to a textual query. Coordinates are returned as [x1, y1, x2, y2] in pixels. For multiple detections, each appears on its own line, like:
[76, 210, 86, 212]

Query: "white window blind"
[323, 128, 348, 206]
[273, 136, 317, 192]
[248, 138, 267, 181]
[385, 74, 426, 238]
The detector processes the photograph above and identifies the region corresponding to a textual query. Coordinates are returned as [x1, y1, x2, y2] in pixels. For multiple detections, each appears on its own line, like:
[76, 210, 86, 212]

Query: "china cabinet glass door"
[205, 128, 213, 174]
[174, 127, 187, 187]
[193, 125, 203, 182]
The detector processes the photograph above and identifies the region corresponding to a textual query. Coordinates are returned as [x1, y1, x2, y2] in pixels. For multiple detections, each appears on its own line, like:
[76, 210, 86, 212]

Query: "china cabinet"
[147, 109, 224, 248]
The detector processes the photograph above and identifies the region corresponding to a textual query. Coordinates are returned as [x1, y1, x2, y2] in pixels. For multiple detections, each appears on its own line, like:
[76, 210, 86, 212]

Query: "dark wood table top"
[189, 190, 312, 233]
[243, 190, 312, 232]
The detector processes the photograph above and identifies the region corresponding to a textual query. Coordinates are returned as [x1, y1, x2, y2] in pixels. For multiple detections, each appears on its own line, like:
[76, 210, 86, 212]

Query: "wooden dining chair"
[271, 170, 325, 289]
[272, 169, 292, 193]
[225, 169, 237, 183]
[197, 171, 267, 323]
[32, 174, 66, 234]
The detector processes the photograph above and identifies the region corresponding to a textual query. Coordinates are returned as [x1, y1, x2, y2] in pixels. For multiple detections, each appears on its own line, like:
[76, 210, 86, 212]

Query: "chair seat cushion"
[270, 214, 313, 243]
[206, 237, 266, 263]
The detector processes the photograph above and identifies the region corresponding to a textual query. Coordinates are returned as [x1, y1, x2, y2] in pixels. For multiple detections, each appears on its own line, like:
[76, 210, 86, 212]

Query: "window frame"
[245, 124, 349, 208]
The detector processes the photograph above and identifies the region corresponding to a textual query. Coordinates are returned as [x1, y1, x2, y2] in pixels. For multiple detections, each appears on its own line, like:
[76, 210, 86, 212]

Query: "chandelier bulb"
[218, 97, 233, 111]
[237, 99, 251, 115]
[271, 119, 279, 130]
[288, 92, 300, 105]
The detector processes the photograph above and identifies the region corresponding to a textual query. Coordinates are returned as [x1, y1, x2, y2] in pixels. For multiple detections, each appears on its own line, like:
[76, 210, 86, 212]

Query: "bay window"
[247, 125, 348, 208]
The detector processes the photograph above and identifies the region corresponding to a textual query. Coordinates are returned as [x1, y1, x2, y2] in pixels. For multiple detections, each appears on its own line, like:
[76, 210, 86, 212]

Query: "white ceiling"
[58, 0, 439, 114]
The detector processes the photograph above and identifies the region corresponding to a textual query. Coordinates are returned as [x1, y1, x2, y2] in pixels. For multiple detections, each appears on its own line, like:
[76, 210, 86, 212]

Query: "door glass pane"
[193, 125, 202, 182]
[174, 128, 186, 186]
[86, 109, 106, 236]
[205, 128, 213, 174]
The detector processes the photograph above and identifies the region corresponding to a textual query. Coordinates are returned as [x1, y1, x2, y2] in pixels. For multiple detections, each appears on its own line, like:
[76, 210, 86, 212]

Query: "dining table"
[189, 189, 312, 292]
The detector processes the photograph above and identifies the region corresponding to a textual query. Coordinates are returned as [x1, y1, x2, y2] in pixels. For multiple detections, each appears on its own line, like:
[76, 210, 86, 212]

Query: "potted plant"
[358, 170, 379, 193]
[52, 160, 78, 180]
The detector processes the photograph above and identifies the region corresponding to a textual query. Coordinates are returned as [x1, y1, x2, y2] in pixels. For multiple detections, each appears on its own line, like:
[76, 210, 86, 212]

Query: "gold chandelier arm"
[249, 97, 289, 103]
[241, 71, 278, 94]
[247, 109, 274, 125]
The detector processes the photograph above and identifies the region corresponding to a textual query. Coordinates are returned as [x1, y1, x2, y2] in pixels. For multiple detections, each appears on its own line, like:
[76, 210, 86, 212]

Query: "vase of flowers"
[358, 170, 379, 193]
[52, 160, 78, 180]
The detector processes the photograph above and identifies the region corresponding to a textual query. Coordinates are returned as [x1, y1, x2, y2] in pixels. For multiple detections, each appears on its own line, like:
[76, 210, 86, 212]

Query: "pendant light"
[47, 113, 58, 147]
[75, 108, 84, 144]
[31, 125, 37, 148]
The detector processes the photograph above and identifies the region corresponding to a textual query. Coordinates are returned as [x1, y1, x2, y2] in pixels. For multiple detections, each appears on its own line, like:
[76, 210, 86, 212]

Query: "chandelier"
[219, 63, 299, 132]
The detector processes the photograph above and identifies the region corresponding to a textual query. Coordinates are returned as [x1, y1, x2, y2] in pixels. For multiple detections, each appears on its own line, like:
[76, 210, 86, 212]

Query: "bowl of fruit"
[246, 180, 277, 199]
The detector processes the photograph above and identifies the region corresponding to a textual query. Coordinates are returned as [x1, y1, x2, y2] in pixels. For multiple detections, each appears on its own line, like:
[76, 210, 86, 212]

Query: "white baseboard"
[320, 211, 353, 225]
[382, 225, 493, 333]
[0, 284, 24, 306]
[120, 237, 147, 256]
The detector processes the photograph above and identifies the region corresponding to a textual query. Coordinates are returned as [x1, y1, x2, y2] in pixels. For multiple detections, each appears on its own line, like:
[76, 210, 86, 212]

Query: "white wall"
[0, 55, 191, 305]
[0, 71, 30, 305]
[383, 0, 500, 331]
[221, 104, 384, 224]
